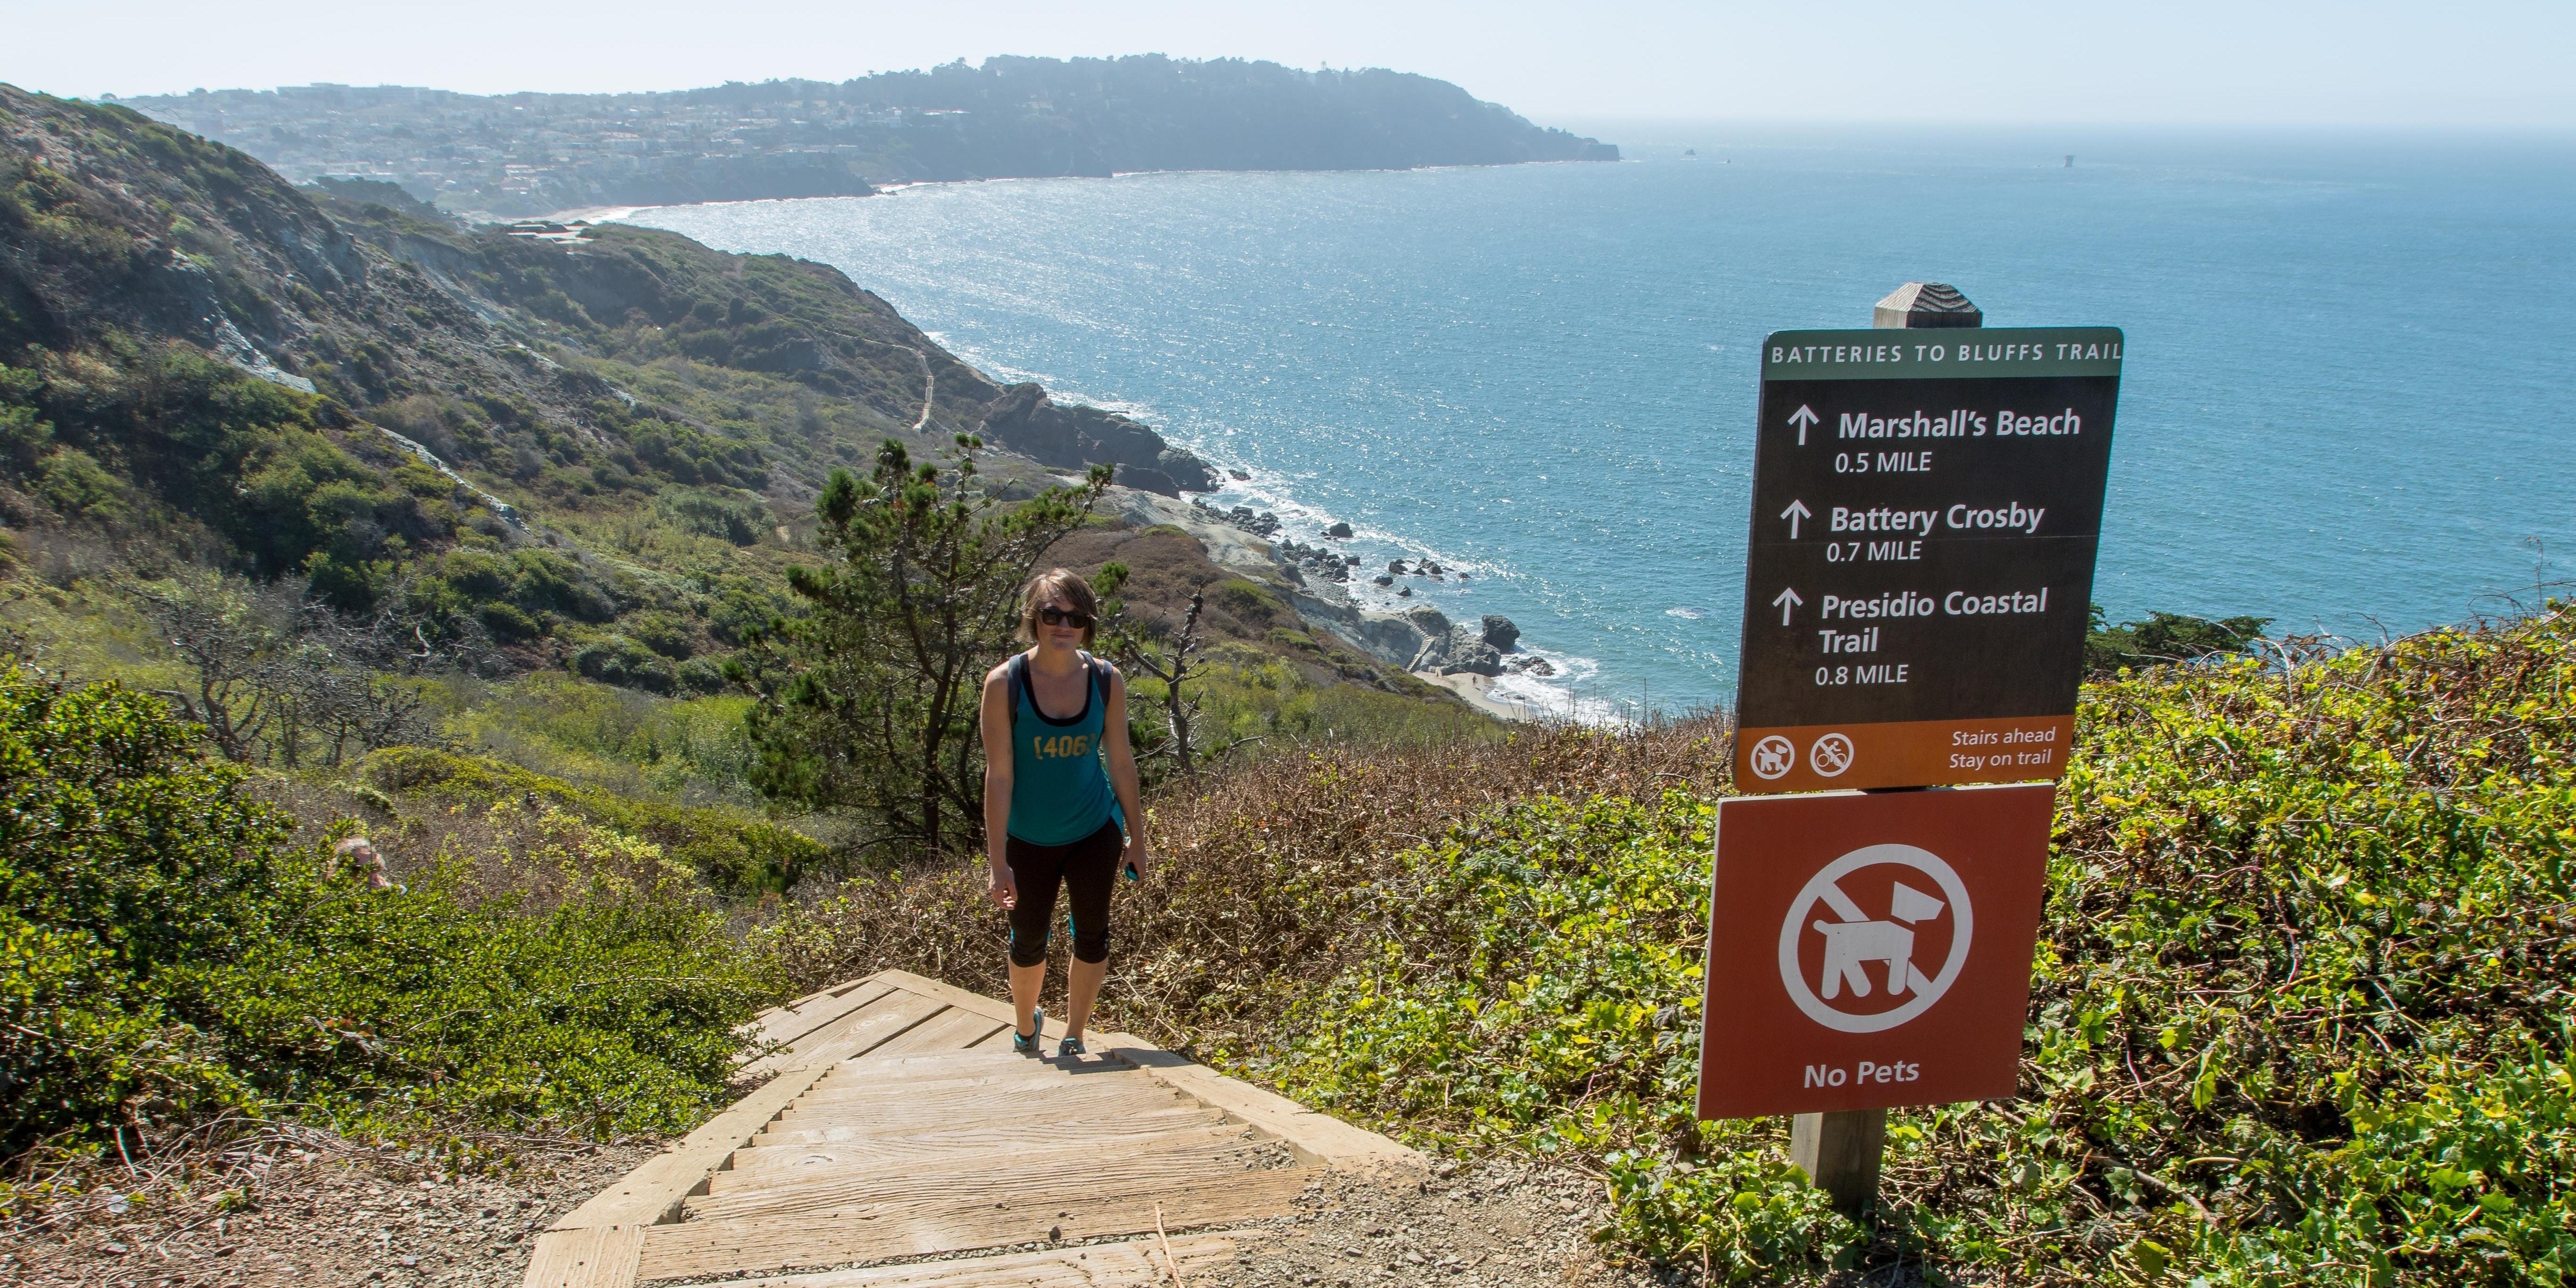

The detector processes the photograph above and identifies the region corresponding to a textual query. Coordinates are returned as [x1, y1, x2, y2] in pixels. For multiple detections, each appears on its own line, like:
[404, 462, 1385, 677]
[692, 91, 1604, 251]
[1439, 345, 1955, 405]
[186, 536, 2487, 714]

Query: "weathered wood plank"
[749, 1105, 1226, 1152]
[687, 1132, 1288, 1221]
[522, 1225, 646, 1288]
[849, 1006, 1006, 1058]
[737, 989, 930, 1082]
[548, 994, 947, 1234]
[781, 1075, 1183, 1123]
[637, 1167, 1315, 1281]
[748, 980, 896, 1054]
[868, 970, 1023, 1027]
[711, 1122, 1262, 1183]
[789, 1063, 1117, 1103]
[1099, 1033, 1425, 1172]
[701, 1232, 1263, 1288]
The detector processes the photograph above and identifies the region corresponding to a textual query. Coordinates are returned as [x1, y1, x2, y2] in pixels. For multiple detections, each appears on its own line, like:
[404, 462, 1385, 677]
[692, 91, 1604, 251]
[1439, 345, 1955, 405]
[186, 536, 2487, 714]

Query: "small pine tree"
[733, 436, 1109, 857]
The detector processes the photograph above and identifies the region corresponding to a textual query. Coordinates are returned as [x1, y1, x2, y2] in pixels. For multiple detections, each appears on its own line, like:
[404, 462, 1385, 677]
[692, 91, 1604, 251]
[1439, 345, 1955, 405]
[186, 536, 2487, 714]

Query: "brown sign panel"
[1696, 783, 2052, 1119]
[1732, 328, 2122, 793]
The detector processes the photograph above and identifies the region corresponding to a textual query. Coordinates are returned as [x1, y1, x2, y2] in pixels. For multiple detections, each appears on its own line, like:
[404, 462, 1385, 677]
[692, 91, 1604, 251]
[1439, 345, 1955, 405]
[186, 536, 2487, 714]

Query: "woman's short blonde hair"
[1015, 568, 1100, 646]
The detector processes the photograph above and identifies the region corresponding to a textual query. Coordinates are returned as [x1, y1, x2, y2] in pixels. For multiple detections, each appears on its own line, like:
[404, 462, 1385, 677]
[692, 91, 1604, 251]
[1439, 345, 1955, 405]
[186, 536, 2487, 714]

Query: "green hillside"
[0, 85, 1455, 740]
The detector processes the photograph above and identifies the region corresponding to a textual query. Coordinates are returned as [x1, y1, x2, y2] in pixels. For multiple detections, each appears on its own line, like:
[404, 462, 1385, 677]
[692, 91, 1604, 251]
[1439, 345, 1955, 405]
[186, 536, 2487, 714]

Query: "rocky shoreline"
[1117, 490, 1555, 720]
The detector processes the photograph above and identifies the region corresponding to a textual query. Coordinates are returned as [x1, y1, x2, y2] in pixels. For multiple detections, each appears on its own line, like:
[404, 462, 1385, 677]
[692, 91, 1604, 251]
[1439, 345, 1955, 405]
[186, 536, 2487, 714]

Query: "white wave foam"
[1488, 656, 1632, 726]
[1666, 606, 1711, 620]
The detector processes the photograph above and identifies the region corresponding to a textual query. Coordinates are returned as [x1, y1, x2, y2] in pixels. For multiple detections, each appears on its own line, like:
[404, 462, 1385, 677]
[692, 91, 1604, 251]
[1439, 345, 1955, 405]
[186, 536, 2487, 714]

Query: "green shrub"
[0, 665, 778, 1157]
[362, 745, 829, 894]
[573, 633, 676, 693]
[1255, 607, 2576, 1284]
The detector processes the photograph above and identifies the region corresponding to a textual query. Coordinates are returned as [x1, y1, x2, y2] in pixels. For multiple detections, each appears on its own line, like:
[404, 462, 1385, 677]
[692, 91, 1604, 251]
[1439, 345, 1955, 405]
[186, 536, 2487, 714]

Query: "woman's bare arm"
[979, 665, 1016, 908]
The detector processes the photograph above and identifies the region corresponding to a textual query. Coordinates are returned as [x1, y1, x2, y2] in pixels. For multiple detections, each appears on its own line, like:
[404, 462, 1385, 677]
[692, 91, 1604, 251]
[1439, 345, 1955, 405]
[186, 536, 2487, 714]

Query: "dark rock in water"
[1389, 560, 1409, 574]
[1441, 640, 1505, 677]
[1325, 521, 1353, 539]
[1481, 615, 1520, 651]
[976, 383, 1216, 496]
[1228, 467, 1251, 480]
[1372, 573, 1393, 587]
[1505, 655, 1557, 677]
[1397, 586, 1412, 597]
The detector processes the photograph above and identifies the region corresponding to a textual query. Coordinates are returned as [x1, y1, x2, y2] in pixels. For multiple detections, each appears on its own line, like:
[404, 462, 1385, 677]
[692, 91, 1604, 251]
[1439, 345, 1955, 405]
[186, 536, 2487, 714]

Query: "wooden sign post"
[1702, 284, 2125, 1215]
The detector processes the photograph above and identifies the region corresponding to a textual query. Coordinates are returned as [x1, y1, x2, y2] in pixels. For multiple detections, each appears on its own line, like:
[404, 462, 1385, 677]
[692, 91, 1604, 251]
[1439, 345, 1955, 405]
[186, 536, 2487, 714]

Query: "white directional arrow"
[1779, 498, 1811, 539]
[1772, 586, 1805, 626]
[1787, 404, 1820, 445]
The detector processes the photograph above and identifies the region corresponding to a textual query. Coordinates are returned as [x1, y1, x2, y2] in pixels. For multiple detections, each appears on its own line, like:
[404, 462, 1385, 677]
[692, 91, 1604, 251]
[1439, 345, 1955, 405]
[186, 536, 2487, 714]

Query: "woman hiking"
[980, 568, 1150, 1059]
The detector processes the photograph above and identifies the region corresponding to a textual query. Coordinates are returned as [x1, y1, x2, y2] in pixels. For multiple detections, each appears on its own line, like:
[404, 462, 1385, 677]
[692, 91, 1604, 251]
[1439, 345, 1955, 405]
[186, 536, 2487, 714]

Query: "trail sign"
[1696, 783, 2053, 1119]
[1731, 328, 2123, 793]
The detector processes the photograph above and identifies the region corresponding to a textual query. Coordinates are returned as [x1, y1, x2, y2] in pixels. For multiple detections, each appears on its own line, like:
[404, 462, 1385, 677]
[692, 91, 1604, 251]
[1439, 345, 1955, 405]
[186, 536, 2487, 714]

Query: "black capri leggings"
[1005, 820, 1123, 967]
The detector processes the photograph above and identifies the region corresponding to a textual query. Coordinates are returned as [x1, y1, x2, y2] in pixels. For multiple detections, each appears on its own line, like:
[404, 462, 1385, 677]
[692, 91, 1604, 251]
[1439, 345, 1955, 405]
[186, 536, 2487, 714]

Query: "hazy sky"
[5, 0, 2568, 129]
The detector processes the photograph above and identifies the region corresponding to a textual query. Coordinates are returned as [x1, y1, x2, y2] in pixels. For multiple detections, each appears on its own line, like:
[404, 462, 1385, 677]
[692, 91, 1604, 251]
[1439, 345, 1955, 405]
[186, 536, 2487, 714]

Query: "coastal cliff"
[117, 56, 1619, 218]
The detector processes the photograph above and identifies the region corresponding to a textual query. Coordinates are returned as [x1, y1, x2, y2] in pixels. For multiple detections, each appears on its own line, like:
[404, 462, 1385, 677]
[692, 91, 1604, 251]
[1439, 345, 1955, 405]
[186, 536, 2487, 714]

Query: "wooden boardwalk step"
[637, 1167, 1316, 1282]
[687, 1133, 1289, 1222]
[529, 970, 1420, 1288]
[701, 1231, 1264, 1288]
[778, 1076, 1188, 1124]
[713, 1121, 1265, 1183]
[750, 1105, 1232, 1152]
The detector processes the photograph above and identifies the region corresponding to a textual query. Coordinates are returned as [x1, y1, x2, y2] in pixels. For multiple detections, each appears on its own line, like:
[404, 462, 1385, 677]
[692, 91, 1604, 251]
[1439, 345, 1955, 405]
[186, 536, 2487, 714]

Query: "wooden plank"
[550, 994, 948, 1232]
[1098, 1033, 1425, 1172]
[738, 990, 924, 1082]
[712, 1122, 1262, 1183]
[704, 1232, 1264, 1288]
[749, 1105, 1225, 1152]
[749, 980, 897, 1053]
[686, 1132, 1291, 1222]
[869, 970, 1023, 1027]
[768, 1095, 1196, 1146]
[637, 1166, 1315, 1281]
[788, 1066, 1095, 1105]
[852, 1006, 1006, 1058]
[782, 1074, 1183, 1121]
[522, 1225, 646, 1288]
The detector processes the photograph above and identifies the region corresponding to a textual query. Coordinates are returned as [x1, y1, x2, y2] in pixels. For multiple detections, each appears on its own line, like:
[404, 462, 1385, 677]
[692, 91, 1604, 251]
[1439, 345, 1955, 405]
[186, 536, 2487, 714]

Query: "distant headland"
[112, 55, 1620, 220]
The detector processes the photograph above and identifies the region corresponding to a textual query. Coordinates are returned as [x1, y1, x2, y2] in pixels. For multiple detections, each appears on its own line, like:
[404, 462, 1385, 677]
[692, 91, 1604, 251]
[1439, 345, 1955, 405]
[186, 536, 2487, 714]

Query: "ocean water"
[622, 126, 2576, 719]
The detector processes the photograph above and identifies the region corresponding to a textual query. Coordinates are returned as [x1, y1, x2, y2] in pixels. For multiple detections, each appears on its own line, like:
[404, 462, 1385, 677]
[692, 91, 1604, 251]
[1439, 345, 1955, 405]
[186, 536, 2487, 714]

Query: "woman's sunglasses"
[1038, 607, 1094, 629]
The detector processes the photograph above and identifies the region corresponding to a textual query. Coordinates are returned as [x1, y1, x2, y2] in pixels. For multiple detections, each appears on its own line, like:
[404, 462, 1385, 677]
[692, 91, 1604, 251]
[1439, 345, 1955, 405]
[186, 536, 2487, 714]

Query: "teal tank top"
[1006, 652, 1122, 845]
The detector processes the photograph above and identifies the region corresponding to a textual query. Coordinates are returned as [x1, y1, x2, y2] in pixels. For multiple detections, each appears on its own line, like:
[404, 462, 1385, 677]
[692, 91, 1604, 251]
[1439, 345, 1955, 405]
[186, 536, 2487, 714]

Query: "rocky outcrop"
[1405, 612, 1522, 676]
[977, 383, 1216, 497]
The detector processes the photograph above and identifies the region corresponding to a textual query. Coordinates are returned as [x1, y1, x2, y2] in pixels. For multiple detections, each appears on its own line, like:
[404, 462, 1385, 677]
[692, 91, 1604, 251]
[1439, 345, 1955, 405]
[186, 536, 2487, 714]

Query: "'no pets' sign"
[1697, 784, 2053, 1119]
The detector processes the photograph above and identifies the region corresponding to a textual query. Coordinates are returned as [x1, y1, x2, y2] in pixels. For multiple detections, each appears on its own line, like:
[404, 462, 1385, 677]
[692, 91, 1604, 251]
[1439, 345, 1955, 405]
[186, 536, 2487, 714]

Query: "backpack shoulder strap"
[1005, 652, 1029, 732]
[1088, 652, 1111, 707]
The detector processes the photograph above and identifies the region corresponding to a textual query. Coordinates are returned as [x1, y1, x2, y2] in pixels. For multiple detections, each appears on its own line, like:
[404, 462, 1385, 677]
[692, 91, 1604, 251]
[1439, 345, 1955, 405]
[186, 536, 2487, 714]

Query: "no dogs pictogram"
[1748, 735, 1797, 780]
[1697, 784, 2053, 1119]
[1777, 845, 1970, 1034]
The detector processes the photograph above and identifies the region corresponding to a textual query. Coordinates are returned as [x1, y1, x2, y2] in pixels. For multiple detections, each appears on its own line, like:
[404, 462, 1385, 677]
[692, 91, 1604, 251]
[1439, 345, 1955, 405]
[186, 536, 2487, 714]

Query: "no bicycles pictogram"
[1808, 732, 1854, 778]
[1749, 735, 1797, 780]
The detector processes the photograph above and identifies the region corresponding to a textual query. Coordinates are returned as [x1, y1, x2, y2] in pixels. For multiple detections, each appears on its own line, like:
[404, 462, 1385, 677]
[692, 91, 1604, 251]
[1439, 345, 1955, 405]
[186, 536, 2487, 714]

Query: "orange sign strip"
[1731, 716, 2073, 795]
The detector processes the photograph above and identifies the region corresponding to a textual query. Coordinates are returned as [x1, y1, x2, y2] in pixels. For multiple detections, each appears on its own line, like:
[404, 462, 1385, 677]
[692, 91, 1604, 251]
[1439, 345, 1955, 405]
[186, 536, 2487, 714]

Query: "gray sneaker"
[1011, 1008, 1045, 1056]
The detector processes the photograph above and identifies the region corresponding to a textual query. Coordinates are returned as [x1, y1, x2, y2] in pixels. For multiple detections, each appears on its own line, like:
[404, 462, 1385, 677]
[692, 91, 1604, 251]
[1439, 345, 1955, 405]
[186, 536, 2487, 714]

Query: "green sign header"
[1762, 327, 2125, 381]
